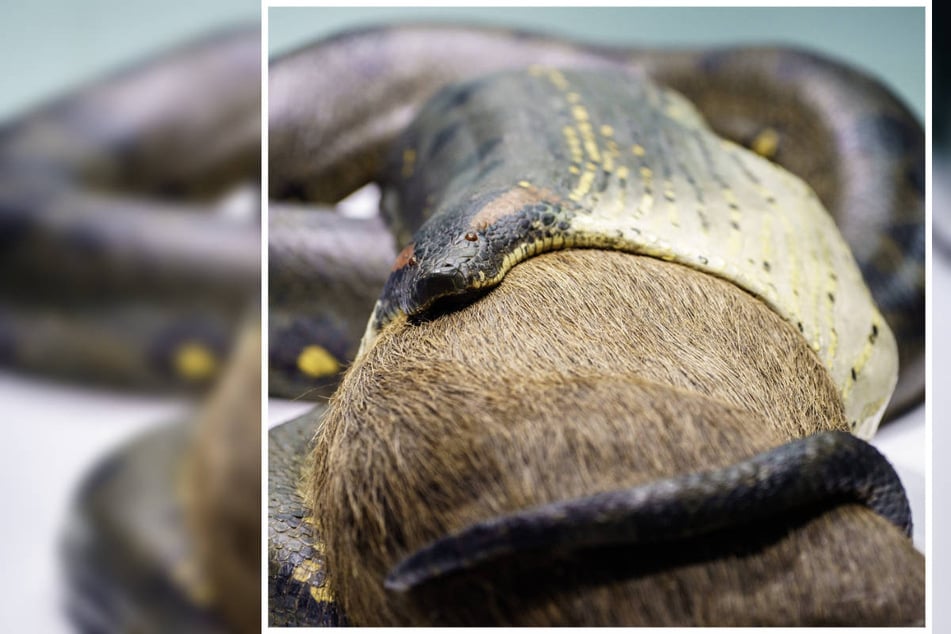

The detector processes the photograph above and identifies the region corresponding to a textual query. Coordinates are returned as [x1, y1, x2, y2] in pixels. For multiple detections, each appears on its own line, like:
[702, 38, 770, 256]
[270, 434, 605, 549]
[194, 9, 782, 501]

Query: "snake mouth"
[402, 269, 481, 321]
[359, 267, 482, 356]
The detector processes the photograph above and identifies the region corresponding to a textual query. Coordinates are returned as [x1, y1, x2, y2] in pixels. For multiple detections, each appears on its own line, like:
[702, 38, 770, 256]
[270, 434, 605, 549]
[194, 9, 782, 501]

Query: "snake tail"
[385, 431, 910, 593]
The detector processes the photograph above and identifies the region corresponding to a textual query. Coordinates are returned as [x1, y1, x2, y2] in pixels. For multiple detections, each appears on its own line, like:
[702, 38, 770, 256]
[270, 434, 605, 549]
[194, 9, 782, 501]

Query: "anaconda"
[270, 23, 923, 415]
[268, 24, 924, 626]
[1, 28, 265, 633]
[0, 26, 261, 390]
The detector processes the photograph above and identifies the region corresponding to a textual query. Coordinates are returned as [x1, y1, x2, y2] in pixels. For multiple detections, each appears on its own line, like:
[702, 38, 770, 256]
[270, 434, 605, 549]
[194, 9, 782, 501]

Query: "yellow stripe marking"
[569, 163, 598, 202]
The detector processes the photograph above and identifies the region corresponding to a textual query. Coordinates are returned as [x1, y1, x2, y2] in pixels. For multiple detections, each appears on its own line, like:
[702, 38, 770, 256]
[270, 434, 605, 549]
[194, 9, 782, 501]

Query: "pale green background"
[0, 1, 259, 122]
[269, 7, 924, 121]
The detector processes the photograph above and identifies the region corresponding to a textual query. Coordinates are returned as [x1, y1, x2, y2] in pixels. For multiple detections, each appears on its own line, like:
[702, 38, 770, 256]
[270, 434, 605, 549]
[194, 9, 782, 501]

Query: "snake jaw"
[360, 235, 482, 356]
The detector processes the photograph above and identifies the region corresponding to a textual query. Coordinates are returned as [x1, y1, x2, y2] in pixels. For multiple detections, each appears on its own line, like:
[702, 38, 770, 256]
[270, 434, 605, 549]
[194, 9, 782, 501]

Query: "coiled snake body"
[1, 27, 263, 633]
[0, 26, 261, 390]
[268, 24, 924, 626]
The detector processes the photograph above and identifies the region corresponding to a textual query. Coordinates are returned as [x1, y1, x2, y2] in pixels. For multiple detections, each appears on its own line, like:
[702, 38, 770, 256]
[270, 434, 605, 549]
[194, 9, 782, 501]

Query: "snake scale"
[268, 23, 924, 626]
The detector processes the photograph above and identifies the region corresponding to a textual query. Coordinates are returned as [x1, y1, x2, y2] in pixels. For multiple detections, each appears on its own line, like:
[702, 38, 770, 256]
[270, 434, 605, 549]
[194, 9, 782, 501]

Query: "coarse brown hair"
[311, 249, 923, 626]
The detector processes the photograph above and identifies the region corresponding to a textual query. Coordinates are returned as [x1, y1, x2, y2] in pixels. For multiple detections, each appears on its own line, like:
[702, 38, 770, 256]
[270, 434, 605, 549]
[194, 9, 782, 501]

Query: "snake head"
[373, 229, 486, 327]
[360, 182, 574, 356]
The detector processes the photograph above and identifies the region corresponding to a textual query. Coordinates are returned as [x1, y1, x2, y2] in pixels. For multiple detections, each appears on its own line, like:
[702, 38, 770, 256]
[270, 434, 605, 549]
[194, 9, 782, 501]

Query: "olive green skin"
[268, 24, 923, 625]
[268, 407, 346, 627]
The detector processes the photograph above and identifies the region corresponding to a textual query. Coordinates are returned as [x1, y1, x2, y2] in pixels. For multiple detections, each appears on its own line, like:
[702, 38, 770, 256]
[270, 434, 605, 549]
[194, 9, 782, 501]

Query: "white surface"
[0, 372, 189, 633]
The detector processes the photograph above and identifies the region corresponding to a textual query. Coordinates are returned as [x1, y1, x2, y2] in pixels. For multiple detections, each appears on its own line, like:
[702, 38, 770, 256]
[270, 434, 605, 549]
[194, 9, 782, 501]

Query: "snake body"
[0, 27, 265, 633]
[0, 27, 261, 390]
[268, 24, 923, 625]
[63, 421, 231, 633]
[268, 208, 393, 399]
[268, 407, 345, 627]
[367, 68, 897, 435]
[384, 430, 911, 592]
[270, 23, 923, 415]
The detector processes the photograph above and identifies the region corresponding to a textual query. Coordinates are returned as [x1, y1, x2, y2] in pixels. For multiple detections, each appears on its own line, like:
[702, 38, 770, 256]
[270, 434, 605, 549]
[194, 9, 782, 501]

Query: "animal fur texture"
[309, 249, 923, 626]
[185, 323, 262, 632]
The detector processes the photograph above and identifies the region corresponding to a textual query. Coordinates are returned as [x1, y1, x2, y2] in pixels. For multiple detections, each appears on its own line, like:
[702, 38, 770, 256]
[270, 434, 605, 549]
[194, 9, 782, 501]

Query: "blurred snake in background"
[0, 27, 262, 633]
[0, 20, 922, 630]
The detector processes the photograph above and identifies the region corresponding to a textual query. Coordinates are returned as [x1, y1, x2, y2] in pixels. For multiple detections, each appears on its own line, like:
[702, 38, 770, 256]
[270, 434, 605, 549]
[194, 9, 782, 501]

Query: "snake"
[2, 20, 920, 628]
[0, 26, 261, 390]
[0, 27, 264, 633]
[267, 23, 924, 625]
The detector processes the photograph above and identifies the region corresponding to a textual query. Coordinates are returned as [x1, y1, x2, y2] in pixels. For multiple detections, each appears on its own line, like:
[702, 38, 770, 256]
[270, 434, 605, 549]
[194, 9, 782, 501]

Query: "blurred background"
[269, 4, 928, 554]
[0, 2, 258, 632]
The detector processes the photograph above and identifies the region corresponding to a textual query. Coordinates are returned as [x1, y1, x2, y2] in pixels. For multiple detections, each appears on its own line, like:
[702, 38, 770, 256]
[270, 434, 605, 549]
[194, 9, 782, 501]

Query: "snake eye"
[464, 231, 478, 242]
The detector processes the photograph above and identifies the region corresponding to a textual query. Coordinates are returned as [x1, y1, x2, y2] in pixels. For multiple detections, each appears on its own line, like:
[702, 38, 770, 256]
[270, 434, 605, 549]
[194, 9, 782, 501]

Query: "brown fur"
[185, 323, 261, 632]
[310, 249, 923, 626]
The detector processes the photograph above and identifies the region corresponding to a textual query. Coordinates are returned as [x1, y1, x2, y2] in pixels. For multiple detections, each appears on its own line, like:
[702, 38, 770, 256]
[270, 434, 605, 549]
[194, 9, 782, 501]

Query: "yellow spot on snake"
[600, 124, 614, 137]
[632, 144, 646, 157]
[401, 148, 416, 178]
[751, 128, 780, 159]
[547, 69, 569, 90]
[291, 558, 335, 604]
[292, 558, 321, 584]
[310, 585, 334, 605]
[297, 345, 339, 378]
[173, 342, 217, 382]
